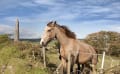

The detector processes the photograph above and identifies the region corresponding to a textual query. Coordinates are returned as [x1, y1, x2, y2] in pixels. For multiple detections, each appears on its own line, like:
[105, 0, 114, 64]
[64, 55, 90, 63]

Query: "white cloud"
[90, 7, 110, 13]
[3, 16, 41, 24]
[82, 0, 111, 4]
[4, 17, 17, 22]
[58, 13, 78, 20]
[0, 24, 14, 34]
[0, 0, 23, 11]
[116, 26, 120, 29]
[0, 0, 120, 38]
[33, 0, 57, 5]
[111, 2, 120, 9]
[20, 2, 38, 7]
[108, 25, 120, 32]
[106, 14, 120, 18]
[20, 28, 40, 39]
[1, 0, 119, 21]
[0, 16, 42, 38]
[0, 24, 41, 39]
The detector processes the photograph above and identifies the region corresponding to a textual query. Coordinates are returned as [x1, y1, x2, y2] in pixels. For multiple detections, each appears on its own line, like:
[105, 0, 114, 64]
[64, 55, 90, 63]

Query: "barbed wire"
[79, 51, 102, 56]
[54, 51, 120, 74]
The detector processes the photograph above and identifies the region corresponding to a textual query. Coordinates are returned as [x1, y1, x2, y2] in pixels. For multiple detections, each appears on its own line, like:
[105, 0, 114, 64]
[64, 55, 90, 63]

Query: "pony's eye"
[48, 29, 51, 32]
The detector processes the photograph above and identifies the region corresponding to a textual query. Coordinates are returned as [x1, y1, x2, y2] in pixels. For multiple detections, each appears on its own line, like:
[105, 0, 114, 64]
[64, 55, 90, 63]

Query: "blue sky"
[0, 0, 120, 39]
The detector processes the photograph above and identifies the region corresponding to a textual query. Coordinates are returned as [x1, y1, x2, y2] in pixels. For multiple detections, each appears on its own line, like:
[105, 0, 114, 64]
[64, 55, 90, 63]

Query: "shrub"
[0, 34, 10, 43]
[85, 31, 120, 56]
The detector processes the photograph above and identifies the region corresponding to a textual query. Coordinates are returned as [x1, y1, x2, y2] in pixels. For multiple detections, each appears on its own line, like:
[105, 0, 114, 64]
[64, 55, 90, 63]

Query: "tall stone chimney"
[14, 18, 19, 42]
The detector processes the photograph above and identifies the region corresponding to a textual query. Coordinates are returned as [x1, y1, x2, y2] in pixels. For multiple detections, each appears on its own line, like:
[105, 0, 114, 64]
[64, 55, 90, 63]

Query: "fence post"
[100, 51, 106, 74]
[14, 18, 19, 42]
[110, 59, 114, 68]
[67, 53, 71, 74]
[56, 63, 62, 74]
[8, 65, 14, 74]
[32, 51, 35, 60]
[42, 47, 46, 68]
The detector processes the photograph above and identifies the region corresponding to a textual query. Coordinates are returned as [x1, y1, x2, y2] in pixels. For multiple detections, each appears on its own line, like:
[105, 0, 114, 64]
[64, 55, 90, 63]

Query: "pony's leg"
[70, 63, 74, 74]
[70, 56, 75, 74]
[81, 64, 87, 74]
[70, 59, 75, 74]
[91, 53, 98, 74]
[85, 64, 92, 74]
[91, 59, 97, 74]
[77, 63, 81, 74]
[81, 64, 91, 74]
[61, 58, 67, 74]
[91, 64, 97, 74]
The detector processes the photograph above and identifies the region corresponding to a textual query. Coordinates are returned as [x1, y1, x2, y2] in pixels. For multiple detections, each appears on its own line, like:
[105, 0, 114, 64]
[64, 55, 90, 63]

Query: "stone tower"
[14, 18, 19, 42]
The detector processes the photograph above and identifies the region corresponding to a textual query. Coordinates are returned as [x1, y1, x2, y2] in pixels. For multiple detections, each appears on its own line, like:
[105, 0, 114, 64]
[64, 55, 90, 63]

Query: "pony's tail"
[95, 48, 99, 62]
[92, 48, 98, 65]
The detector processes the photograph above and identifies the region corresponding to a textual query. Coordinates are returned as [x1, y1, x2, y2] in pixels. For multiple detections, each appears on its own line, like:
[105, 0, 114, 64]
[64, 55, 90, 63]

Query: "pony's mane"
[58, 25, 76, 39]
[47, 21, 76, 39]
[47, 21, 53, 26]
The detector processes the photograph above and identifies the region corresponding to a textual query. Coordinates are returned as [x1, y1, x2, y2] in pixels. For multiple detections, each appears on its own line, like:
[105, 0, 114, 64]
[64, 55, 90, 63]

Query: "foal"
[40, 21, 98, 74]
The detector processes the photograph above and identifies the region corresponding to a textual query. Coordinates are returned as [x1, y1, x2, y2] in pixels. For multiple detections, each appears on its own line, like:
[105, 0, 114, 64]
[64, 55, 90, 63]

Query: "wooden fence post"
[42, 47, 46, 68]
[32, 51, 35, 60]
[56, 63, 62, 74]
[100, 51, 106, 74]
[110, 60, 114, 68]
[8, 65, 14, 74]
[14, 18, 19, 42]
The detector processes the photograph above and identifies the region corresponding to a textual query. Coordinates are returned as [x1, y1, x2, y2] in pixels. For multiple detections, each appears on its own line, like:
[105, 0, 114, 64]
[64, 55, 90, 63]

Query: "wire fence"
[54, 51, 120, 74]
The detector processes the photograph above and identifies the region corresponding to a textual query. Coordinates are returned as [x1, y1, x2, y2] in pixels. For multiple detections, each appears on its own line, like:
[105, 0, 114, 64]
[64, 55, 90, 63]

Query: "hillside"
[0, 35, 59, 74]
[0, 34, 120, 74]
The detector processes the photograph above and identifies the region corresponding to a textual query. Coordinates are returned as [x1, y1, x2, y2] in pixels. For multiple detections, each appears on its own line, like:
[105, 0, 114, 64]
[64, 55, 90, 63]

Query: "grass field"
[0, 38, 119, 74]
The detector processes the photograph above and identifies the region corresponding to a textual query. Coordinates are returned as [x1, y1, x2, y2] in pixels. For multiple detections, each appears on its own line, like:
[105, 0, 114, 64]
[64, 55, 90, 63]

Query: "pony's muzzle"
[41, 42, 44, 46]
[40, 41, 44, 46]
[40, 39, 46, 46]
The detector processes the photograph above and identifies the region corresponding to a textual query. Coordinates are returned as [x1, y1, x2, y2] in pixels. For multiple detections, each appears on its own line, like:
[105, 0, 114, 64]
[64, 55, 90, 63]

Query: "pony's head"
[40, 21, 57, 46]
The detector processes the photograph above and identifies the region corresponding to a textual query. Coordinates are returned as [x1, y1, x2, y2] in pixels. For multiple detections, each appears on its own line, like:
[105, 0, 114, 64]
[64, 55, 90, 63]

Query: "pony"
[40, 21, 98, 74]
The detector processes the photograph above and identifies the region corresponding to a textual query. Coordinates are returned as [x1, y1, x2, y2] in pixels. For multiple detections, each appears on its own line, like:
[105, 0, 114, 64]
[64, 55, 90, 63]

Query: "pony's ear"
[54, 21, 57, 24]
[47, 21, 57, 27]
[53, 21, 57, 27]
[47, 21, 54, 27]
[51, 21, 57, 27]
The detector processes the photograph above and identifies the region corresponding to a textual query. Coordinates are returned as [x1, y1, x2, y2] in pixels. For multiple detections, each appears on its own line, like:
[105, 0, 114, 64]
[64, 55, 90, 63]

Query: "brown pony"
[40, 21, 98, 74]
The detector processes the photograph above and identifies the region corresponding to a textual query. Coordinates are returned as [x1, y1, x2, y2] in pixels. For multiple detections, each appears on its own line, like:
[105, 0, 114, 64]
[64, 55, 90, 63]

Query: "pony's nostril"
[40, 41, 45, 46]
[42, 42, 44, 46]
[40, 41, 43, 46]
[40, 39, 44, 46]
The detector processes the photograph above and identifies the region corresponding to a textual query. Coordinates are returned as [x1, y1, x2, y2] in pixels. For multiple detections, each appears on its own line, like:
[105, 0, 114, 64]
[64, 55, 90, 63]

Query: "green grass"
[0, 37, 49, 74]
[0, 35, 119, 74]
[97, 55, 120, 70]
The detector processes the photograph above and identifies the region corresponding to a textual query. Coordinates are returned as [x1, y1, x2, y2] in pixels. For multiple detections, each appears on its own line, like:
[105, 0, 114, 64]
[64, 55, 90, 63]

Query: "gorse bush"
[14, 41, 44, 61]
[0, 34, 10, 43]
[85, 31, 120, 56]
[0, 34, 11, 49]
[0, 35, 49, 74]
